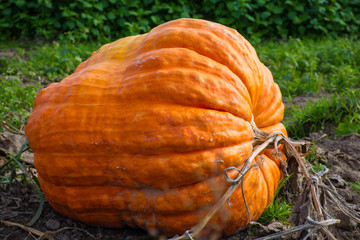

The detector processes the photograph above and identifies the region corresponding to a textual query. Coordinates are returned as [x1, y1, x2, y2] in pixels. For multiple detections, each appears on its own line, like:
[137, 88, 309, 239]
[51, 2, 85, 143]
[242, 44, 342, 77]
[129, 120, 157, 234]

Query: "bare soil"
[1, 128, 360, 239]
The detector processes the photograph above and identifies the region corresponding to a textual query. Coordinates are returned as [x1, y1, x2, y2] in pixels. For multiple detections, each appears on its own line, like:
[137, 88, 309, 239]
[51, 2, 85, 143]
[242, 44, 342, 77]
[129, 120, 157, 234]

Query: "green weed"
[258, 174, 293, 225]
[284, 89, 360, 138]
[348, 181, 360, 196]
[0, 77, 42, 130]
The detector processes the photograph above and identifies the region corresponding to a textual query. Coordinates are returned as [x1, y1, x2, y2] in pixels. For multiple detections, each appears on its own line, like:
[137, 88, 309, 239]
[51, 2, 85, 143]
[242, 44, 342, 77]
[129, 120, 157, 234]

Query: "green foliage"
[337, 113, 360, 136]
[203, 0, 360, 39]
[256, 37, 360, 97]
[0, 0, 202, 41]
[257, 198, 293, 225]
[1, 41, 101, 82]
[0, 143, 30, 185]
[348, 181, 360, 196]
[0, 77, 42, 129]
[335, 90, 360, 136]
[258, 174, 293, 225]
[0, 40, 99, 130]
[305, 145, 319, 164]
[312, 163, 327, 173]
[284, 90, 360, 138]
[1, 0, 359, 41]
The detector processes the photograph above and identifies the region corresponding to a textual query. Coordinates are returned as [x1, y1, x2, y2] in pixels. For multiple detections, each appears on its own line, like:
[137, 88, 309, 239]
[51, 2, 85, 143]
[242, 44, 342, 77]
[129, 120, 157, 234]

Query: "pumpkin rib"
[31, 99, 250, 125]
[125, 47, 252, 104]
[258, 155, 281, 205]
[121, 47, 253, 120]
[39, 166, 245, 214]
[40, 162, 261, 222]
[216, 163, 268, 235]
[75, 34, 147, 73]
[35, 141, 252, 189]
[254, 82, 284, 128]
[32, 133, 252, 155]
[33, 138, 252, 156]
[136, 19, 263, 108]
[223, 161, 269, 234]
[31, 105, 254, 189]
[260, 122, 287, 136]
[28, 103, 254, 156]
[252, 63, 275, 117]
[151, 26, 257, 78]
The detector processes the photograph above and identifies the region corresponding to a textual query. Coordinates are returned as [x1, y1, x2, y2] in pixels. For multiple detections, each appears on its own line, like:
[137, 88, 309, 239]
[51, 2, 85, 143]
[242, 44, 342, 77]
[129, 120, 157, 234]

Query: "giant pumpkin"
[26, 18, 286, 237]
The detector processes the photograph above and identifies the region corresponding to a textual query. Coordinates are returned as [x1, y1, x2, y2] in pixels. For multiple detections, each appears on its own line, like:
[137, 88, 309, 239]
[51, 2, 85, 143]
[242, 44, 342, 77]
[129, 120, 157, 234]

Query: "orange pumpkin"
[26, 18, 286, 237]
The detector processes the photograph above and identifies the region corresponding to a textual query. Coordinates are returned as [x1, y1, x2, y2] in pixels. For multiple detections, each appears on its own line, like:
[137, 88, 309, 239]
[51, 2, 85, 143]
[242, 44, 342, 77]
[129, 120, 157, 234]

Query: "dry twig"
[0, 220, 97, 240]
[0, 220, 54, 240]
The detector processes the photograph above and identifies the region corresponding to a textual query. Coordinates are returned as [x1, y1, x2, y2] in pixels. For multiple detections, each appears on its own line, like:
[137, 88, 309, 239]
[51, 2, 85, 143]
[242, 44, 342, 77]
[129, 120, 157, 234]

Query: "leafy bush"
[1, 0, 359, 41]
[0, 0, 201, 41]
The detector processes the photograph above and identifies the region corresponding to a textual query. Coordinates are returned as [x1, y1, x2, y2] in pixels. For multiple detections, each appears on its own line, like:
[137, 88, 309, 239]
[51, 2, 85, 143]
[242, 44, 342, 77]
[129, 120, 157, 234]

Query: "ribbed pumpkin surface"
[26, 18, 286, 236]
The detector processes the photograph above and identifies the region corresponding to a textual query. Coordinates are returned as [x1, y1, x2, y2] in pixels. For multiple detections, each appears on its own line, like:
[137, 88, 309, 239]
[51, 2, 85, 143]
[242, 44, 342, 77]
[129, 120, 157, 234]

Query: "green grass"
[0, 77, 42, 130]
[255, 37, 360, 97]
[258, 174, 293, 225]
[284, 90, 360, 138]
[0, 41, 102, 83]
[348, 181, 360, 196]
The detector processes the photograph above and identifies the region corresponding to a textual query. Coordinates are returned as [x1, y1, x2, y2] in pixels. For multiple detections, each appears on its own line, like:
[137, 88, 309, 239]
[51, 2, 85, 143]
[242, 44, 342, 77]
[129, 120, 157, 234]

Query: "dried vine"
[171, 120, 360, 240]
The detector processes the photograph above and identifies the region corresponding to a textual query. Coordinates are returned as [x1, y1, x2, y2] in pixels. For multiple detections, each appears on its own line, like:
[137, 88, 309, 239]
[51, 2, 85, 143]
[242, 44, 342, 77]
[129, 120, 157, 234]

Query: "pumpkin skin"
[26, 18, 286, 237]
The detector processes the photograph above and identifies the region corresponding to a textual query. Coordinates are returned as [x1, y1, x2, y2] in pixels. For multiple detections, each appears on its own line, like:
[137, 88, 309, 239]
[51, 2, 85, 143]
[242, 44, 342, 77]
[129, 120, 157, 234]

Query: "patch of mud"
[311, 133, 360, 183]
[283, 88, 333, 110]
[309, 133, 360, 239]
[0, 48, 17, 59]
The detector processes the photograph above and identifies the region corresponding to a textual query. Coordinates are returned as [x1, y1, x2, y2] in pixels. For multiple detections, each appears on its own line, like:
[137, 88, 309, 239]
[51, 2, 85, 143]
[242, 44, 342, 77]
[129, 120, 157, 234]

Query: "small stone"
[309, 132, 327, 141]
[267, 221, 284, 232]
[316, 147, 326, 156]
[65, 218, 73, 225]
[46, 219, 60, 230]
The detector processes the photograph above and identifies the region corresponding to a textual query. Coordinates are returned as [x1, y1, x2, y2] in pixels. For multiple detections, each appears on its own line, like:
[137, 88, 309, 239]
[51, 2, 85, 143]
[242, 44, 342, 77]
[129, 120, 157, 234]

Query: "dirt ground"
[1, 127, 360, 239]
